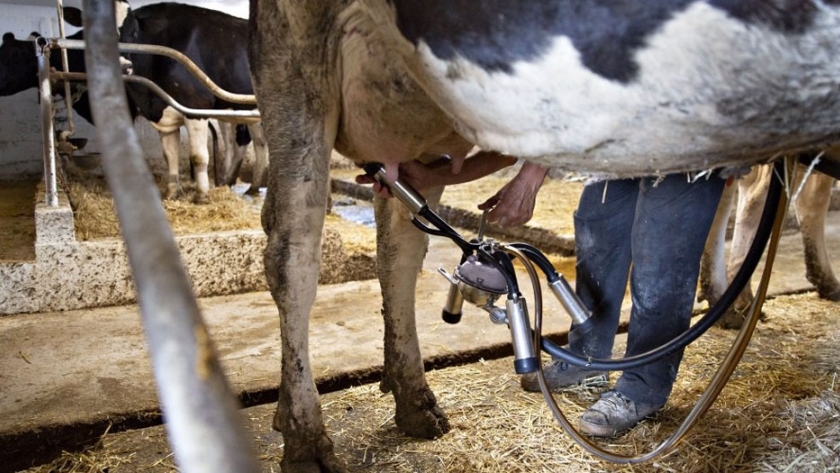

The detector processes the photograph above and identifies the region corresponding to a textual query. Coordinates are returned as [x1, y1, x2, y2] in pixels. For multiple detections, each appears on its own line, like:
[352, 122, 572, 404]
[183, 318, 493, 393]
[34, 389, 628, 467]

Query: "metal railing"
[37, 26, 260, 206]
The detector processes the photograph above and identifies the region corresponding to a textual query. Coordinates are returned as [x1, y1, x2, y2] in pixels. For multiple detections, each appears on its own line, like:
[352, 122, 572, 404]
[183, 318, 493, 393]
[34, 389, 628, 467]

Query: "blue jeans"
[568, 173, 725, 406]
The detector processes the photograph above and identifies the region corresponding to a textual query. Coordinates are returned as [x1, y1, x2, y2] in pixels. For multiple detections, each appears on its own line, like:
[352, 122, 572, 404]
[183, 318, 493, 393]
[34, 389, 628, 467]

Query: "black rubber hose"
[508, 243, 561, 283]
[477, 246, 521, 298]
[539, 161, 784, 371]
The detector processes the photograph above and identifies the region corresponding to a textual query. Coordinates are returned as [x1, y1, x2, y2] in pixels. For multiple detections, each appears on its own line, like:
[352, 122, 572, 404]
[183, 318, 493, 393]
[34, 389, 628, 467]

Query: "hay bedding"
[68, 165, 579, 257]
[68, 179, 263, 241]
[66, 177, 378, 255]
[28, 292, 840, 472]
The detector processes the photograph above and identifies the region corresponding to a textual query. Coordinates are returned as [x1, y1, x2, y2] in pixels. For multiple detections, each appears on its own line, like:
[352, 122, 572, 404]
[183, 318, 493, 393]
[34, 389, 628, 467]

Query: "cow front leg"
[795, 170, 840, 300]
[262, 152, 339, 473]
[375, 188, 450, 439]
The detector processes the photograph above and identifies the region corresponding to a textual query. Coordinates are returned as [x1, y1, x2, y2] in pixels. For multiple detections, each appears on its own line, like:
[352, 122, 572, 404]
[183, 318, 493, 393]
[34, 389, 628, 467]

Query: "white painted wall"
[0, 0, 249, 181]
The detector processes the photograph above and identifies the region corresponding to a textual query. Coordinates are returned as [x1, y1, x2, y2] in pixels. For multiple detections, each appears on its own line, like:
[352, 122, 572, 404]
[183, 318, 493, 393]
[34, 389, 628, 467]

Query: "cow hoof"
[279, 430, 345, 473]
[817, 286, 840, 301]
[394, 388, 451, 439]
[715, 307, 766, 330]
[715, 309, 746, 330]
[193, 193, 211, 205]
[281, 456, 344, 473]
[396, 404, 450, 439]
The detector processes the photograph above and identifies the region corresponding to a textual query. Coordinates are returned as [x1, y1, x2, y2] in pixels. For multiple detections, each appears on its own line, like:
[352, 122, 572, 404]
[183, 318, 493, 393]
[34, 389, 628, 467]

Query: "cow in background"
[0, 26, 238, 200]
[119, 2, 268, 202]
[1, 30, 98, 128]
[700, 156, 840, 328]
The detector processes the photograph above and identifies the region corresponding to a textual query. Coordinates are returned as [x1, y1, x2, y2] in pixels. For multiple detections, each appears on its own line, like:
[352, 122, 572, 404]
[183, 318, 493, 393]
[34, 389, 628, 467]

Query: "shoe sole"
[578, 419, 627, 437]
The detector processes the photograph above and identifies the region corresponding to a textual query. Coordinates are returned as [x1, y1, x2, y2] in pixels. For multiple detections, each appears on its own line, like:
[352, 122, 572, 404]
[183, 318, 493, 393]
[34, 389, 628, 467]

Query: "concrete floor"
[2, 204, 840, 471]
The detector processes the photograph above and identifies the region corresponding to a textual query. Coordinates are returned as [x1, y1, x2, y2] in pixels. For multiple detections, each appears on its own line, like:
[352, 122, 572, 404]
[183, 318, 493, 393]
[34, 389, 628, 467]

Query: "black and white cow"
[0, 16, 242, 200]
[119, 2, 267, 201]
[0, 30, 96, 124]
[242, 1, 840, 470]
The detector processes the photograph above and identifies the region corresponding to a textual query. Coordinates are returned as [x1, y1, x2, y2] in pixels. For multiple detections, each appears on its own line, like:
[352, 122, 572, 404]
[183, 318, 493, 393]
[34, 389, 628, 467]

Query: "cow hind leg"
[159, 129, 181, 199]
[215, 121, 235, 186]
[184, 118, 212, 204]
[248, 122, 270, 191]
[375, 189, 450, 439]
[699, 180, 737, 305]
[795, 170, 840, 300]
[718, 166, 771, 329]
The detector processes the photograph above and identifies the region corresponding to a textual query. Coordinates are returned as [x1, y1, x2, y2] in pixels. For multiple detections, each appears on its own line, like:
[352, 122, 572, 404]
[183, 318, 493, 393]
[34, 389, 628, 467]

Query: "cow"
[0, 30, 96, 125]
[700, 155, 840, 328]
[240, 1, 840, 470]
[0, 26, 236, 200]
[118, 2, 268, 202]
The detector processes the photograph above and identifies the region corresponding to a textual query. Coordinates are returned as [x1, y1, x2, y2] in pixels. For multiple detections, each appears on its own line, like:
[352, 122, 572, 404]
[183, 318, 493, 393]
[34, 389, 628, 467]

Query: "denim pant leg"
[568, 179, 638, 360]
[614, 174, 725, 406]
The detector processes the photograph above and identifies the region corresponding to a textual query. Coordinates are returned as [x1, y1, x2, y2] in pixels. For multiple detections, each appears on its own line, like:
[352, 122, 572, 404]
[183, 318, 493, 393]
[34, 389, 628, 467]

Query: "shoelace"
[596, 391, 633, 413]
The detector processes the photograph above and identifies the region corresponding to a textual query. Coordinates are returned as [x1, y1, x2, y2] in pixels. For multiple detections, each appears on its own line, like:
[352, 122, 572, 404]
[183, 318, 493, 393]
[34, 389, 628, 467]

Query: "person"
[361, 156, 726, 437]
[513, 171, 726, 437]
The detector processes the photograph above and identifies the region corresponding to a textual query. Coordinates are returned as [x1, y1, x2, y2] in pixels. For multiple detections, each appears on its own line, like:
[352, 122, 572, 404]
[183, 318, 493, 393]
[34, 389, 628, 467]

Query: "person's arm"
[477, 162, 549, 227]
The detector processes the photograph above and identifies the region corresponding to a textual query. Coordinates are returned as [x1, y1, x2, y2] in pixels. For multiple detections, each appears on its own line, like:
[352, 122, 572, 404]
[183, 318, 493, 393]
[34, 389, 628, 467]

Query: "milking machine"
[365, 158, 791, 462]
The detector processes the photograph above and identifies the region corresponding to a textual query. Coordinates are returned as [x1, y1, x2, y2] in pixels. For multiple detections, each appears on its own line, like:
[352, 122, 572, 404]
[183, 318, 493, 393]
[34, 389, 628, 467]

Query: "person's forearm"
[518, 161, 550, 187]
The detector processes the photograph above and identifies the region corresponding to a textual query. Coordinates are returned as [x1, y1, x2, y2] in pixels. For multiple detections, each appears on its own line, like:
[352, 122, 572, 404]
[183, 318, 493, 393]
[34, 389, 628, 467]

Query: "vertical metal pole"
[37, 40, 59, 207]
[56, 0, 76, 139]
[81, 1, 259, 471]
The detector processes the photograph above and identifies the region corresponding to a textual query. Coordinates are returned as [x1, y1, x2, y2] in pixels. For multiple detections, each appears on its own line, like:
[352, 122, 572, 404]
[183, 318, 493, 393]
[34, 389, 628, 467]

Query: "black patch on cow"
[391, 0, 835, 83]
[119, 3, 253, 122]
[236, 124, 252, 147]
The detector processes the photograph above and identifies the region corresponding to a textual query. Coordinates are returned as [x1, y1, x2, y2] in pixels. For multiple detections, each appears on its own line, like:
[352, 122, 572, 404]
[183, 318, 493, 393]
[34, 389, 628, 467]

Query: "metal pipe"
[54, 38, 257, 105]
[37, 40, 58, 207]
[56, 0, 75, 139]
[52, 71, 260, 122]
[81, 0, 259, 471]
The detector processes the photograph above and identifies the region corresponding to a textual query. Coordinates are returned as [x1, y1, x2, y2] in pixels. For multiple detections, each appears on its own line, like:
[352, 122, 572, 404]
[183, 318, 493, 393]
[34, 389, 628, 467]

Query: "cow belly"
[380, 2, 840, 176]
[334, 6, 471, 164]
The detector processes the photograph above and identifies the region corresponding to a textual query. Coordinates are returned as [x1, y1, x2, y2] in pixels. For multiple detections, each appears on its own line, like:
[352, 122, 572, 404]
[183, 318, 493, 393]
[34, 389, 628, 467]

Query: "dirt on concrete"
[0, 180, 37, 262]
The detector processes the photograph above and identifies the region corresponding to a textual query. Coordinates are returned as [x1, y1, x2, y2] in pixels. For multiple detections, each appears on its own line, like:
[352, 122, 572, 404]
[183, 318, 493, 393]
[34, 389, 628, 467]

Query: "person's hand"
[355, 162, 401, 198]
[477, 163, 548, 227]
[355, 158, 453, 199]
